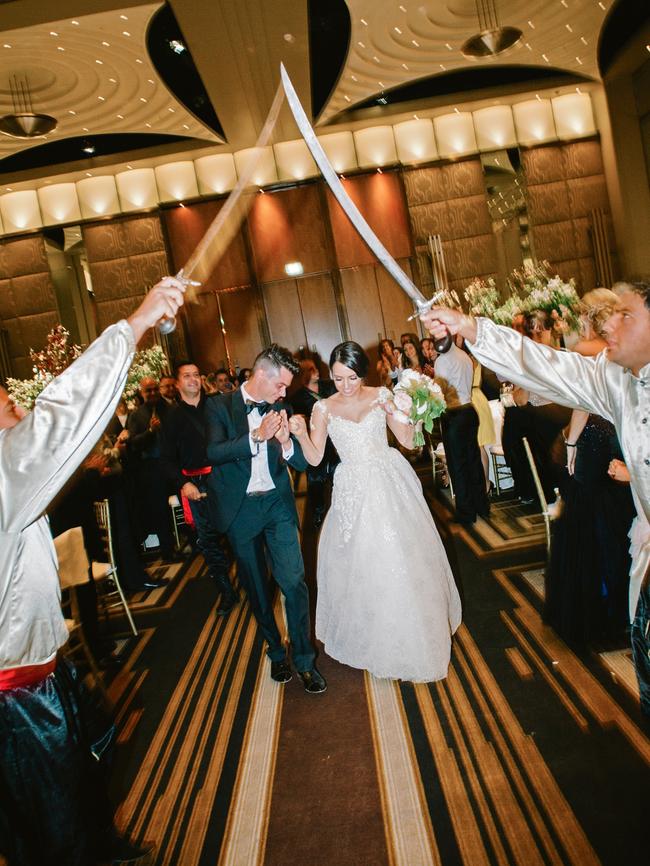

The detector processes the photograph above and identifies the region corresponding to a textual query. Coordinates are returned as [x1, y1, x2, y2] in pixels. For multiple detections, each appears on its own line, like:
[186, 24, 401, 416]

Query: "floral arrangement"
[6, 325, 82, 410]
[384, 370, 447, 447]
[463, 277, 500, 318]
[462, 262, 580, 331]
[6, 326, 169, 411]
[123, 345, 168, 409]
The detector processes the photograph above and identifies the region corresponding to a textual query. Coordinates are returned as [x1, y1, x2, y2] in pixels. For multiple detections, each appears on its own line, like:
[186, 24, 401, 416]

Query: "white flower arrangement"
[389, 370, 446, 447]
[123, 345, 168, 409]
[463, 276, 500, 318]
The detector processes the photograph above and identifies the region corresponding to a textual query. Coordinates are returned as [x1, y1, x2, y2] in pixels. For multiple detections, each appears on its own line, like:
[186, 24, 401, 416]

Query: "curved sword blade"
[280, 63, 434, 312]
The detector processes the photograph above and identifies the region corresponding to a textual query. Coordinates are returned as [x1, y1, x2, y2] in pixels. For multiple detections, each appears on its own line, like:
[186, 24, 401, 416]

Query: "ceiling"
[0, 0, 639, 183]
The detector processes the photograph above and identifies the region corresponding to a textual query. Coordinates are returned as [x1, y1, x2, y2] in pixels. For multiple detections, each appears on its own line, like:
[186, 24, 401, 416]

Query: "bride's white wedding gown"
[315, 401, 462, 682]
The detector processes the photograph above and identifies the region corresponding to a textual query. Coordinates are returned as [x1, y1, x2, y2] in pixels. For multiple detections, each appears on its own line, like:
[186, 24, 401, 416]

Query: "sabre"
[156, 82, 285, 334]
[280, 63, 451, 351]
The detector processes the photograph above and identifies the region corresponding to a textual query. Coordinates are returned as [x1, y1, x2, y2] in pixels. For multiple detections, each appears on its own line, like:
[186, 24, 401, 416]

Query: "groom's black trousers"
[227, 489, 314, 672]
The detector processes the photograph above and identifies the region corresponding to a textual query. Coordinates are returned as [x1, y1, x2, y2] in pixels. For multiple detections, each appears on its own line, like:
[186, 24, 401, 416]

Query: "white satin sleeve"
[0, 320, 136, 532]
[467, 317, 615, 421]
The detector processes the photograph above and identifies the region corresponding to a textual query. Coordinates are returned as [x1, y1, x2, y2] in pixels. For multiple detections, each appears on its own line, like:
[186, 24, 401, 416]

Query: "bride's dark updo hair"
[329, 341, 369, 378]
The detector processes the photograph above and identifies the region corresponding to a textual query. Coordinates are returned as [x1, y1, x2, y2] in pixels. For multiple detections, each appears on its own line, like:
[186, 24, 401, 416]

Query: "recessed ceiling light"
[145, 122, 151, 127]
[283, 33, 295, 43]
[445, 43, 452, 50]
[109, 78, 117, 83]
[85, 172, 92, 177]
[126, 164, 132, 169]
[102, 41, 110, 47]
[122, 31, 130, 37]
[68, 110, 76, 115]
[95, 59, 103, 65]
[120, 14, 128, 20]
[57, 46, 65, 51]
[136, 58, 143, 64]
[3, 44, 11, 49]
[71, 20, 79, 26]
[344, 95, 351, 102]
[116, 114, 124, 119]
[394, 27, 402, 34]
[182, 123, 189, 129]
[351, 74, 357, 81]
[357, 41, 365, 48]
[360, 18, 368, 26]
[140, 97, 147, 103]
[98, 96, 105, 101]
[49, 31, 58, 37]
[412, 39, 419, 47]
[168, 107, 175, 112]
[402, 63, 409, 69]
[82, 127, 89, 132]
[148, 79, 154, 84]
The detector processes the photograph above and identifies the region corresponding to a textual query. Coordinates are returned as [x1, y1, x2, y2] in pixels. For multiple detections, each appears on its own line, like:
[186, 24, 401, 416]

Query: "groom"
[204, 344, 326, 694]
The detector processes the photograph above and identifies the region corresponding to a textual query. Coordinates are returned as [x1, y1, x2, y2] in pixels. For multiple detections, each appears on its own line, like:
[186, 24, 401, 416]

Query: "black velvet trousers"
[441, 404, 490, 524]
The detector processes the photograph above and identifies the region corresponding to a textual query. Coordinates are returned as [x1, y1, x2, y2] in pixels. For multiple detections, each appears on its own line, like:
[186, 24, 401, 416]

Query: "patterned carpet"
[103, 478, 648, 866]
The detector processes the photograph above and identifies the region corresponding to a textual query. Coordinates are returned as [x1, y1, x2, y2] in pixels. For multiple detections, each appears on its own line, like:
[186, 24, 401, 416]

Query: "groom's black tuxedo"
[204, 390, 307, 531]
[204, 388, 315, 672]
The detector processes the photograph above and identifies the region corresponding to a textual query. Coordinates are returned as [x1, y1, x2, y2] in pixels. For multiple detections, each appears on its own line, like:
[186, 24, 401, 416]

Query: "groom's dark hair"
[253, 344, 300, 377]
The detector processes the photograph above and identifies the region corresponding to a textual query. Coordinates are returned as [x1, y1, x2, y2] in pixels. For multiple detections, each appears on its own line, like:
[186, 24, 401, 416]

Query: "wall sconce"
[234, 146, 278, 187]
[353, 125, 397, 168]
[393, 118, 438, 164]
[115, 167, 159, 211]
[194, 153, 237, 195]
[434, 112, 478, 158]
[154, 161, 199, 202]
[37, 183, 82, 225]
[551, 92, 595, 140]
[512, 98, 557, 145]
[76, 175, 121, 218]
[317, 131, 358, 173]
[472, 105, 517, 151]
[284, 261, 304, 276]
[0, 189, 42, 232]
[273, 139, 318, 181]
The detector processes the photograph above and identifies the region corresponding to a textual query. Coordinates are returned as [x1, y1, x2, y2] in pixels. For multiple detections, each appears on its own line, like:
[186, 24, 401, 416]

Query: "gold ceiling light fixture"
[0, 74, 58, 138]
[461, 0, 523, 58]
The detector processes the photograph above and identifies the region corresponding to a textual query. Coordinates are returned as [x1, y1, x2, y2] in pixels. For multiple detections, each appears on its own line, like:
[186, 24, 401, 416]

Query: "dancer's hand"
[420, 307, 477, 343]
[608, 458, 630, 483]
[127, 275, 187, 342]
[181, 481, 203, 501]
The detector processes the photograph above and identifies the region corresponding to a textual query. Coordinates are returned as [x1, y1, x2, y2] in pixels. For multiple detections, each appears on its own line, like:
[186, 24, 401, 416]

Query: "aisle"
[109, 481, 649, 866]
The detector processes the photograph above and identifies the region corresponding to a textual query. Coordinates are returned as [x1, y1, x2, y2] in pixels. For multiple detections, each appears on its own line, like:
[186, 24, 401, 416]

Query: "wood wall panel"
[183, 293, 227, 372]
[163, 200, 251, 291]
[327, 172, 411, 268]
[295, 274, 342, 361]
[0, 235, 58, 378]
[523, 140, 614, 291]
[376, 257, 417, 343]
[263, 279, 307, 351]
[248, 186, 330, 283]
[218, 287, 264, 370]
[339, 266, 384, 354]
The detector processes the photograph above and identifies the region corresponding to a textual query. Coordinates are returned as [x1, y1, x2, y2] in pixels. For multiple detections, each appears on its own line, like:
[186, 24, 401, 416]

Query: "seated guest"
[126, 376, 176, 561]
[161, 361, 238, 614]
[376, 338, 399, 387]
[435, 340, 490, 525]
[288, 359, 338, 528]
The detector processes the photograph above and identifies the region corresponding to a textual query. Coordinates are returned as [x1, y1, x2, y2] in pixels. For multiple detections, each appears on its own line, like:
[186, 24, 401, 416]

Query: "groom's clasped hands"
[258, 408, 292, 444]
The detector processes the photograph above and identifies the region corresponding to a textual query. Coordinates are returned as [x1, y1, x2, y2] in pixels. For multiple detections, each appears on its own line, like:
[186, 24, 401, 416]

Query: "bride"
[289, 341, 462, 682]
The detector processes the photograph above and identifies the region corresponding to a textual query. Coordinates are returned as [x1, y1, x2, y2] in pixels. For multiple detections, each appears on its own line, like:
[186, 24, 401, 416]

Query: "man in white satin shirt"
[421, 280, 650, 717]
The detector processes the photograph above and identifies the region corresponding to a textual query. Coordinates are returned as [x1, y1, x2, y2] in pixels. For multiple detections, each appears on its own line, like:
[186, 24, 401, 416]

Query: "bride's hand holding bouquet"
[378, 369, 446, 447]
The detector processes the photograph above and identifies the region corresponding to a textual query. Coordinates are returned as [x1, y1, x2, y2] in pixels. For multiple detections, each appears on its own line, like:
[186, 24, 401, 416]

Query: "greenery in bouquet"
[390, 370, 447, 448]
[505, 261, 580, 331]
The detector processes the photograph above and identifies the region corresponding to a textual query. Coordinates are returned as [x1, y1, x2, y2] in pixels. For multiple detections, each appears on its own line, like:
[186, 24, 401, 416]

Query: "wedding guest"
[470, 359, 496, 493]
[401, 339, 425, 374]
[159, 374, 178, 405]
[435, 341, 490, 525]
[214, 368, 235, 394]
[238, 367, 252, 384]
[376, 338, 399, 388]
[0, 277, 186, 866]
[421, 337, 438, 378]
[288, 359, 338, 529]
[161, 361, 238, 614]
[400, 331, 421, 347]
[420, 280, 650, 714]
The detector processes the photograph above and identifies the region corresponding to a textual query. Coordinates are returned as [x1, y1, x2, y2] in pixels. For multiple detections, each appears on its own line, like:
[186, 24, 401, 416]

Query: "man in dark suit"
[205, 344, 326, 694]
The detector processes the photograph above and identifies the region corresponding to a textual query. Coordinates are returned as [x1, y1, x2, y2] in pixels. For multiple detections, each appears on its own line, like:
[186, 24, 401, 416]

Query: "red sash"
[0, 658, 57, 691]
[181, 466, 212, 527]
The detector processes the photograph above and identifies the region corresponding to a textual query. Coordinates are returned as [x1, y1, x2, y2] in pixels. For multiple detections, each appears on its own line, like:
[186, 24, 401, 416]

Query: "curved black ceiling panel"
[598, 0, 650, 76]
[0, 133, 190, 174]
[338, 65, 591, 119]
[147, 3, 225, 138]
[308, 0, 351, 120]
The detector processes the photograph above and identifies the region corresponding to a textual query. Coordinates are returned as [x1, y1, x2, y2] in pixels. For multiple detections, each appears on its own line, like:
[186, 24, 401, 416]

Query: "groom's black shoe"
[270, 658, 293, 683]
[298, 667, 327, 694]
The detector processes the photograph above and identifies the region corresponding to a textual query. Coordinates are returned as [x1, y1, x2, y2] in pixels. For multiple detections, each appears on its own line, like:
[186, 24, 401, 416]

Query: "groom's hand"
[257, 411, 282, 441]
[274, 409, 291, 445]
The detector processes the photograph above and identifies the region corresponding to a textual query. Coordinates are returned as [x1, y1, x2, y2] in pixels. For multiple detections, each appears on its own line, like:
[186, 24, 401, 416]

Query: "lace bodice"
[313, 401, 390, 465]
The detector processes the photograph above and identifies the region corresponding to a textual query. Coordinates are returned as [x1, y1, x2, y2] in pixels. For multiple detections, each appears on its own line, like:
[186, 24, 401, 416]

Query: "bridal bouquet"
[388, 369, 446, 447]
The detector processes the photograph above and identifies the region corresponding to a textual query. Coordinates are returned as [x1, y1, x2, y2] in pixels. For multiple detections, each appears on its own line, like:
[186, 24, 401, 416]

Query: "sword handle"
[155, 269, 201, 335]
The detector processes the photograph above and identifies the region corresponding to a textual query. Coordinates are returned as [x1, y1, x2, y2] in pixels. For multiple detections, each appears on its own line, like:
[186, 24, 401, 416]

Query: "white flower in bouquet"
[392, 371, 446, 447]
[464, 277, 500, 318]
[123, 344, 168, 409]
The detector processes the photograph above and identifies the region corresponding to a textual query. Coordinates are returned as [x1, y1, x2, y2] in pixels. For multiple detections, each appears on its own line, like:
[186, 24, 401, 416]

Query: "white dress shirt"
[0, 320, 135, 670]
[433, 344, 474, 408]
[239, 382, 294, 494]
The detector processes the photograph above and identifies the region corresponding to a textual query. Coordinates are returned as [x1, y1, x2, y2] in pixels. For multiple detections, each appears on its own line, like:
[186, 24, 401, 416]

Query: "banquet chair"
[487, 399, 513, 496]
[54, 526, 107, 698]
[522, 437, 551, 558]
[93, 499, 138, 636]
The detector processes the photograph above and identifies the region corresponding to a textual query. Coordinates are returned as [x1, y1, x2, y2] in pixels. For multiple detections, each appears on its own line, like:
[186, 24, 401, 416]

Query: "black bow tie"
[246, 399, 271, 415]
